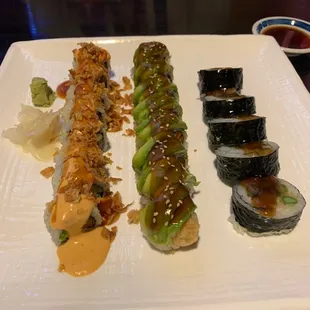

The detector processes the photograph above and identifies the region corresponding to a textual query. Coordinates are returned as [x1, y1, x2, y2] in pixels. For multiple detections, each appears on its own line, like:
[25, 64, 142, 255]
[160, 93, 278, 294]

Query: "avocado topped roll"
[132, 41, 200, 251]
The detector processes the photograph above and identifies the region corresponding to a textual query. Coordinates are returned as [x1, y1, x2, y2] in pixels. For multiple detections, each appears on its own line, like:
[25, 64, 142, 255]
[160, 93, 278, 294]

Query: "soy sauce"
[262, 25, 310, 49]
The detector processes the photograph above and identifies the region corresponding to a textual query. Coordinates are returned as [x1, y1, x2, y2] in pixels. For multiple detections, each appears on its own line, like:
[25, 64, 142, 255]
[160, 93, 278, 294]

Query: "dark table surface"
[2, 0, 310, 90]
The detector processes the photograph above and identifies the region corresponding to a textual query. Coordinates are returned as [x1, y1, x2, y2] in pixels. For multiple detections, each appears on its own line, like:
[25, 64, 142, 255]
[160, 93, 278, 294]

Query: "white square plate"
[1, 35, 310, 310]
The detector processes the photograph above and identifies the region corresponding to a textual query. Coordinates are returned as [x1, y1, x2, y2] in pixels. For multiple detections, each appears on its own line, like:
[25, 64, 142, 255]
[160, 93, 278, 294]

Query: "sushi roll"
[198, 67, 243, 96]
[215, 141, 280, 183]
[132, 42, 200, 251]
[231, 176, 306, 235]
[207, 115, 266, 150]
[203, 95, 256, 121]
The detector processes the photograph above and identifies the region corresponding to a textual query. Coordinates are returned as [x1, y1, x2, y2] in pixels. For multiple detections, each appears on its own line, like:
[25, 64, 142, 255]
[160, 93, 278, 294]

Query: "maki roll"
[215, 141, 280, 183]
[132, 41, 200, 251]
[207, 115, 266, 150]
[231, 176, 306, 235]
[198, 67, 243, 96]
[203, 95, 256, 120]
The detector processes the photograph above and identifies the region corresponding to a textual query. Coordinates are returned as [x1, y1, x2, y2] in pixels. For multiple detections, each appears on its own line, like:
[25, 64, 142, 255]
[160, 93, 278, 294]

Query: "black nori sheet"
[203, 96, 256, 120]
[231, 186, 303, 233]
[198, 68, 243, 94]
[207, 117, 267, 149]
[216, 148, 280, 182]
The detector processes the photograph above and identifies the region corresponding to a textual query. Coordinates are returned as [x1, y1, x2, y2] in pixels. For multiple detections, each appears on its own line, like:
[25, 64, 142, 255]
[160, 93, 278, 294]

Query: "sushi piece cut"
[140, 182, 198, 251]
[231, 176, 306, 235]
[137, 155, 199, 198]
[198, 67, 243, 96]
[133, 61, 173, 87]
[215, 141, 280, 183]
[135, 112, 187, 148]
[132, 130, 187, 173]
[203, 95, 256, 120]
[133, 75, 174, 105]
[207, 115, 266, 150]
[134, 98, 182, 124]
[133, 41, 170, 67]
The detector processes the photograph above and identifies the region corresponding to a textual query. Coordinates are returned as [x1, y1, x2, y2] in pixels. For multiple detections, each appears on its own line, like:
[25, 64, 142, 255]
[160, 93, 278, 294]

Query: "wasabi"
[30, 77, 56, 107]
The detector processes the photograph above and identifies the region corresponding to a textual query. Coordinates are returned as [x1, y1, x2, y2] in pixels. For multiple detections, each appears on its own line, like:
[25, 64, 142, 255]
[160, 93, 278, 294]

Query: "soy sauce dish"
[252, 16, 310, 57]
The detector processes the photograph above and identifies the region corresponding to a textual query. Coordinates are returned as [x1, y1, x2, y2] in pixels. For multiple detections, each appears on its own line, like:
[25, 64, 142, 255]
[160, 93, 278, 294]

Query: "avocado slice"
[134, 61, 173, 87]
[133, 75, 172, 105]
[132, 131, 187, 173]
[135, 101, 183, 125]
[138, 156, 199, 198]
[136, 119, 187, 149]
[133, 92, 178, 119]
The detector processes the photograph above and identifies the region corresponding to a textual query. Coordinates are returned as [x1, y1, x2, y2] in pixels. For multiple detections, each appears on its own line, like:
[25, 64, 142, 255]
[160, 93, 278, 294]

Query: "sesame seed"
[178, 200, 183, 204]
[162, 150, 165, 153]
[163, 156, 166, 159]
[160, 126, 164, 129]
[151, 168, 155, 171]
[176, 203, 180, 207]
[167, 135, 171, 138]
[165, 199, 170, 204]
[148, 161, 152, 165]
[163, 140, 168, 142]
[171, 164, 175, 167]
[167, 157, 170, 160]
[171, 214, 174, 219]
[153, 218, 156, 223]
[164, 176, 168, 180]
[152, 151, 155, 155]
[163, 145, 168, 149]
[155, 145, 159, 148]
[160, 164, 165, 167]
[176, 168, 178, 172]
[165, 222, 168, 226]
[154, 212, 159, 216]
[150, 109, 154, 112]
[168, 204, 172, 208]
[170, 190, 174, 194]
[166, 124, 169, 127]
[163, 195, 167, 199]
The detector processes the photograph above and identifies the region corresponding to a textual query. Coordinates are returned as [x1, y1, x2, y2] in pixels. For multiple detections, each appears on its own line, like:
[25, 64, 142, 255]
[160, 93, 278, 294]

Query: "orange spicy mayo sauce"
[56, 80, 71, 99]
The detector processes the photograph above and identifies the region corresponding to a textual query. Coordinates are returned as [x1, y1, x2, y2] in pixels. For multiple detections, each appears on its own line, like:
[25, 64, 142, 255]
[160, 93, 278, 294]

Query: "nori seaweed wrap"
[203, 95, 256, 120]
[198, 67, 243, 95]
[207, 115, 266, 150]
[231, 176, 306, 235]
[215, 141, 280, 183]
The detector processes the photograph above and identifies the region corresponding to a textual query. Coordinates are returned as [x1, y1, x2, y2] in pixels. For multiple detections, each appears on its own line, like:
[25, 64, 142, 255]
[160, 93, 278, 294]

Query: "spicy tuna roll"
[215, 141, 280, 183]
[203, 95, 256, 121]
[198, 67, 243, 96]
[207, 115, 266, 150]
[231, 176, 306, 236]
